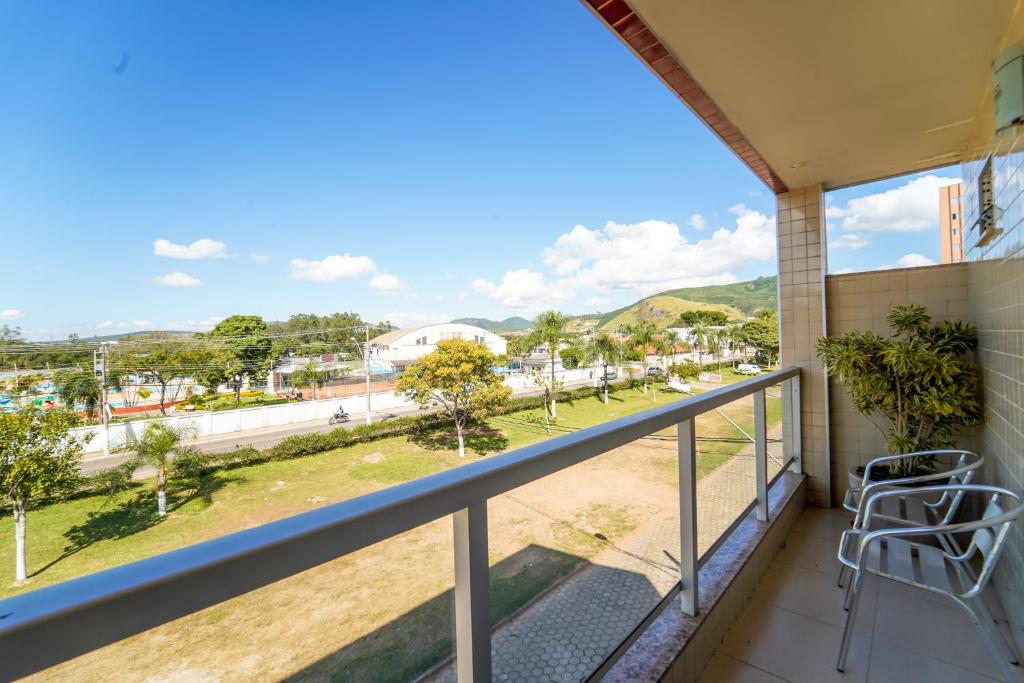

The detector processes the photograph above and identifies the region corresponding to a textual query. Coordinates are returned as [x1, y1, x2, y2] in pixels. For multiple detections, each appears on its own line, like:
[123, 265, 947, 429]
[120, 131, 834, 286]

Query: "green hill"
[450, 316, 532, 333]
[596, 275, 777, 330]
[600, 296, 745, 332]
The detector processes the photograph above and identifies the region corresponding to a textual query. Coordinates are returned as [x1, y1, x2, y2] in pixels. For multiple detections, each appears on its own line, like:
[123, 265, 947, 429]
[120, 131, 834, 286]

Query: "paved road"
[78, 377, 609, 476]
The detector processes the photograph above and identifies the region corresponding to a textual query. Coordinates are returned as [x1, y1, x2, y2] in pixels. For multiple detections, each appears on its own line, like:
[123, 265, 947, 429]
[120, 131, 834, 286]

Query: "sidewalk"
[427, 426, 783, 683]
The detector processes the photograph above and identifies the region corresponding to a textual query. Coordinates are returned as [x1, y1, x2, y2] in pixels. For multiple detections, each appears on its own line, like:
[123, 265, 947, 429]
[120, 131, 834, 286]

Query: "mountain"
[594, 275, 777, 331]
[450, 316, 532, 333]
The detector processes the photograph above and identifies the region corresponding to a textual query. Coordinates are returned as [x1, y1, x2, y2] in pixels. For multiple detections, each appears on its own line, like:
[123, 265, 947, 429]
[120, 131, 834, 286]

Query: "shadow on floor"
[408, 424, 509, 455]
[283, 543, 663, 683]
[30, 474, 238, 579]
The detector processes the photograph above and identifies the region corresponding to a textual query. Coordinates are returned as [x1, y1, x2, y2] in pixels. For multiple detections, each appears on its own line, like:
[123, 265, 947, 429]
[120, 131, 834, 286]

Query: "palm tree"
[708, 330, 723, 371]
[54, 368, 101, 424]
[662, 330, 681, 366]
[530, 310, 570, 418]
[623, 321, 657, 396]
[727, 325, 741, 368]
[690, 322, 709, 370]
[588, 332, 619, 404]
[293, 360, 327, 399]
[119, 422, 200, 516]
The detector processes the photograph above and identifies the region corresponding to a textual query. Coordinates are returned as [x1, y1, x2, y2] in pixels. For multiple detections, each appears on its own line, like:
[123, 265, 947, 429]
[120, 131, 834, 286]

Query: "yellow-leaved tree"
[396, 338, 511, 458]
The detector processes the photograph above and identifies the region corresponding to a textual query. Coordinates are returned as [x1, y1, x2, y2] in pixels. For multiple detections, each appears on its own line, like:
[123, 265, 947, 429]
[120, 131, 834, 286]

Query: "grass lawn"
[5, 384, 782, 682]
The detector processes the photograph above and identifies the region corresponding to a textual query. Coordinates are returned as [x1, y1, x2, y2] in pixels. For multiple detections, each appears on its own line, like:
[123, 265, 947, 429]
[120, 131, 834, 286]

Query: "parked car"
[646, 367, 665, 376]
[599, 370, 618, 381]
[736, 363, 762, 375]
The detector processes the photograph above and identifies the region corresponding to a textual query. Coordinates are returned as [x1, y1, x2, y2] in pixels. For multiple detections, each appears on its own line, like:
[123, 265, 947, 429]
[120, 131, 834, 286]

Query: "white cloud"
[368, 273, 408, 292]
[249, 253, 270, 264]
[289, 254, 377, 282]
[443, 272, 457, 280]
[877, 253, 936, 270]
[539, 205, 776, 296]
[382, 311, 450, 328]
[689, 213, 707, 230]
[832, 267, 855, 275]
[153, 238, 228, 260]
[472, 269, 574, 313]
[0, 309, 24, 321]
[96, 319, 154, 330]
[826, 175, 959, 233]
[584, 296, 611, 308]
[829, 233, 871, 250]
[153, 271, 203, 287]
[166, 316, 223, 331]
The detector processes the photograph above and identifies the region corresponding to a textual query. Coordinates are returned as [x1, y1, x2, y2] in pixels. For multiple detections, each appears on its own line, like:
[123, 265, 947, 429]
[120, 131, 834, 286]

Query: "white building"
[368, 322, 507, 372]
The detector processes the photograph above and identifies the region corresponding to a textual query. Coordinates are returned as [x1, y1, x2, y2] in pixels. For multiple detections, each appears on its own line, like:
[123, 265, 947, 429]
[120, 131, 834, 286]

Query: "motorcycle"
[328, 409, 350, 425]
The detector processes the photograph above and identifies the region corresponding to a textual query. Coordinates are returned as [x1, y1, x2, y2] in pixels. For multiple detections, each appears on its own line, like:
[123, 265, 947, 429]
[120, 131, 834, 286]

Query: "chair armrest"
[860, 450, 970, 485]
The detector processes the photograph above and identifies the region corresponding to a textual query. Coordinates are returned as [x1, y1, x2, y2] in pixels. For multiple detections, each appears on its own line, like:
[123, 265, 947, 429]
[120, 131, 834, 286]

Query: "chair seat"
[838, 529, 964, 594]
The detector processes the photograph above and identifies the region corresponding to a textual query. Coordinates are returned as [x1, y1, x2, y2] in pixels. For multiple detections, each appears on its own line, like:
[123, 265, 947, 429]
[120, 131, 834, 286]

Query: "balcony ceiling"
[592, 0, 1018, 191]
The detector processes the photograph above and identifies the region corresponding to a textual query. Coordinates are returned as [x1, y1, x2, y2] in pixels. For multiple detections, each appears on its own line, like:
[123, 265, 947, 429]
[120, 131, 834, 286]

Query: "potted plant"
[816, 304, 982, 487]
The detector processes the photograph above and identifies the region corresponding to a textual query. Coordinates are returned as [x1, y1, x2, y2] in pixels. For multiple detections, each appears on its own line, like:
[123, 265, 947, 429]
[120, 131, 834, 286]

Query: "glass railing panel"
[695, 392, 760, 559]
[24, 522, 455, 683]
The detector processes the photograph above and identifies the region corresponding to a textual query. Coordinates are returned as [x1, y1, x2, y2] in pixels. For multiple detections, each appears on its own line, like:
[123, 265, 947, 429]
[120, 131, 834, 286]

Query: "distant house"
[368, 322, 507, 372]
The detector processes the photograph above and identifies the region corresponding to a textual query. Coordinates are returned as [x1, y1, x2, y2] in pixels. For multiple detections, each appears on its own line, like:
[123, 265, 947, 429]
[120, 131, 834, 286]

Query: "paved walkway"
[426, 426, 784, 683]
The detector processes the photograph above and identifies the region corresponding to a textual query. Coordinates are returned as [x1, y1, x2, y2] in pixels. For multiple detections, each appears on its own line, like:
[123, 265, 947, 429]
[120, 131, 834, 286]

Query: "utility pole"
[364, 325, 372, 425]
[352, 327, 373, 425]
[97, 343, 111, 457]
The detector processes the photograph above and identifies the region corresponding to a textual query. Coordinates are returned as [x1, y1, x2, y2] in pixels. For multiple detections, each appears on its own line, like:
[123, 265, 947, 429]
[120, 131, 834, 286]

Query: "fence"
[73, 390, 414, 453]
[0, 367, 802, 681]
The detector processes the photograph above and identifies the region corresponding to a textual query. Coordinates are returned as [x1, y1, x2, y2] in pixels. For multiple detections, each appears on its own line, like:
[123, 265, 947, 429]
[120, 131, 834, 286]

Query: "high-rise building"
[939, 181, 965, 263]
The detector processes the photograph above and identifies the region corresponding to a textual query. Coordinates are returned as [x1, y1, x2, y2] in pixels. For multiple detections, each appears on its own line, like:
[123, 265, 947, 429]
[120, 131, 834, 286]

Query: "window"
[951, 212, 958, 220]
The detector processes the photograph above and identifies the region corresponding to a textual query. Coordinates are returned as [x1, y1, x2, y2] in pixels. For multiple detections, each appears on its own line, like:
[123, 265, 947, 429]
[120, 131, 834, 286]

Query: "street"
[78, 375, 609, 476]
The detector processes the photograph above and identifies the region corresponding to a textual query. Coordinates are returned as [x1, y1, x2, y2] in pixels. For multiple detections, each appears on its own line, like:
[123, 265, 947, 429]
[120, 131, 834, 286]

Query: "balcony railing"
[0, 367, 802, 681]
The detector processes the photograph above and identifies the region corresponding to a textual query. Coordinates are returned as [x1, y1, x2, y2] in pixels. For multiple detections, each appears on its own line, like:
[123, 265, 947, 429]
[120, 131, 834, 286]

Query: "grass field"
[5, 384, 782, 682]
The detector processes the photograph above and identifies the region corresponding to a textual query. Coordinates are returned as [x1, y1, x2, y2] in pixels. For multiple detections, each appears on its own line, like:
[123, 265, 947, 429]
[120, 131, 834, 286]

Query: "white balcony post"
[677, 418, 698, 616]
[790, 375, 803, 475]
[453, 501, 491, 682]
[754, 389, 768, 521]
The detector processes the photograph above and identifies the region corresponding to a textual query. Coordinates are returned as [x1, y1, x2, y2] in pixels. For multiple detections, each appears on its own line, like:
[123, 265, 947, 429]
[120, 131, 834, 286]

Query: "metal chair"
[835, 484, 1024, 681]
[838, 450, 983, 589]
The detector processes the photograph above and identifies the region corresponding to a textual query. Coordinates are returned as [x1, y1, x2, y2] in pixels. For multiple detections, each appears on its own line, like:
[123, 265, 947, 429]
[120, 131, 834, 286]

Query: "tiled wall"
[962, 131, 1024, 653]
[824, 264, 972, 500]
[777, 184, 830, 506]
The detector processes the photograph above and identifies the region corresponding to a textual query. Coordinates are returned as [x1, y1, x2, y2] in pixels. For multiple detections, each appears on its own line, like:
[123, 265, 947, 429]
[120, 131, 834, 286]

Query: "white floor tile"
[753, 560, 877, 637]
[698, 652, 788, 682]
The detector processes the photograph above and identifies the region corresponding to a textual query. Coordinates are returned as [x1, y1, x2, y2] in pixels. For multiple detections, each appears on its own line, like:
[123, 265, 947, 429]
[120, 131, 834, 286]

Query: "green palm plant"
[529, 310, 570, 418]
[54, 367, 101, 424]
[588, 332, 619, 404]
[816, 304, 983, 478]
[117, 422, 202, 516]
[622, 321, 657, 397]
[690, 322, 709, 370]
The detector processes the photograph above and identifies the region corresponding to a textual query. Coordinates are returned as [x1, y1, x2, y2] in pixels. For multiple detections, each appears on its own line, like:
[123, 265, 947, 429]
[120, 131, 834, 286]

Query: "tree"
[0, 409, 87, 582]
[110, 333, 207, 416]
[200, 316, 278, 402]
[817, 304, 982, 477]
[677, 310, 730, 327]
[690, 322, 709, 370]
[53, 367, 101, 424]
[395, 338, 511, 457]
[669, 359, 701, 383]
[588, 332, 619, 404]
[726, 324, 742, 368]
[662, 330, 681, 364]
[622, 321, 657, 397]
[739, 311, 780, 368]
[528, 311, 570, 418]
[292, 360, 327, 399]
[115, 422, 202, 516]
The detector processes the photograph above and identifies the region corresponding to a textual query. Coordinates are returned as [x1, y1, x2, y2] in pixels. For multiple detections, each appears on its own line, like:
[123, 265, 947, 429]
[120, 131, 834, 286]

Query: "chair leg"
[837, 572, 864, 672]
[969, 594, 1021, 666]
[963, 601, 1019, 683]
[843, 572, 856, 611]
[837, 564, 848, 588]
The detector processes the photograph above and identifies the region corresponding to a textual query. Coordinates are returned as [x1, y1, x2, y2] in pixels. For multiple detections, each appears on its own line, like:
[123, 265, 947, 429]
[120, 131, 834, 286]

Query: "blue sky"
[0, 2, 959, 339]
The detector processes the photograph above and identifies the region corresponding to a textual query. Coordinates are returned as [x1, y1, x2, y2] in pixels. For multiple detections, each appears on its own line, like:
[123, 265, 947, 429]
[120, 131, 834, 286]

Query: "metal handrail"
[0, 366, 801, 680]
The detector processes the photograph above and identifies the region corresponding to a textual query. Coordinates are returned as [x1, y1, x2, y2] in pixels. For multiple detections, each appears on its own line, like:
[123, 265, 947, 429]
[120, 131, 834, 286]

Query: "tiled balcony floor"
[699, 506, 1024, 683]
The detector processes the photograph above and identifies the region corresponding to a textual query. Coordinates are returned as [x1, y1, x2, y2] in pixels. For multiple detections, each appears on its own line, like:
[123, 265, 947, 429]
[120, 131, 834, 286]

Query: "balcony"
[0, 369, 807, 681]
